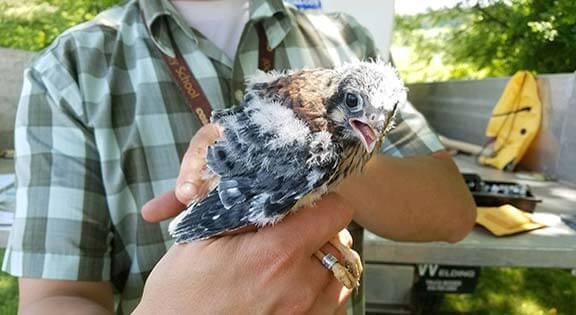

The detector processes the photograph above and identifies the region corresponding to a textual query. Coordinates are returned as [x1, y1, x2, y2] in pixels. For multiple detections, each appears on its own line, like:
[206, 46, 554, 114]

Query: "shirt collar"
[250, 0, 287, 20]
[139, 0, 292, 58]
[251, 0, 293, 49]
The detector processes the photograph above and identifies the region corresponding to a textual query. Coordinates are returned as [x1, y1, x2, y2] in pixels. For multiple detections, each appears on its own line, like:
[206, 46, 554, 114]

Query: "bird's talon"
[344, 262, 357, 278]
[331, 262, 360, 289]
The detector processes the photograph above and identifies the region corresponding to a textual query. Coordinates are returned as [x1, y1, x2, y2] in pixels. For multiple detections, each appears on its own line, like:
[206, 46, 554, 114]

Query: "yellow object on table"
[476, 204, 547, 236]
[478, 71, 542, 171]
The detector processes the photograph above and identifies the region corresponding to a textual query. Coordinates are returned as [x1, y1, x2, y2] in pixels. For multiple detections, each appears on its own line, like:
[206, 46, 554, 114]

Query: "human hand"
[141, 124, 222, 222]
[135, 194, 355, 314]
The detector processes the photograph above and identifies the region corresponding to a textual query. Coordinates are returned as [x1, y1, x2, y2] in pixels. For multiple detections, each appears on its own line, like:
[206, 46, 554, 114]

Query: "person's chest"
[89, 14, 364, 302]
[91, 15, 365, 204]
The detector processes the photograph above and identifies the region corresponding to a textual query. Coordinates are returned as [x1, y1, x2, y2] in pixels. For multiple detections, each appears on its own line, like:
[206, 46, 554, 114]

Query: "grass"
[0, 249, 18, 315]
[433, 267, 576, 315]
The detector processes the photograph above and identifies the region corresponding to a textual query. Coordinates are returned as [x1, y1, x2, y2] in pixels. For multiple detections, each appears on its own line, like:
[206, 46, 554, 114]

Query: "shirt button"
[235, 89, 243, 103]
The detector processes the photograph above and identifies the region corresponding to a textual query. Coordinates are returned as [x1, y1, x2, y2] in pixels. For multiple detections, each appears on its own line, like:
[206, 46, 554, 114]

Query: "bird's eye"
[344, 93, 363, 111]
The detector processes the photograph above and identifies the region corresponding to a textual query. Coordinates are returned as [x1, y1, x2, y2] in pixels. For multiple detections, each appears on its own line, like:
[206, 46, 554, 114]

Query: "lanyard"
[255, 22, 275, 72]
[142, 12, 275, 125]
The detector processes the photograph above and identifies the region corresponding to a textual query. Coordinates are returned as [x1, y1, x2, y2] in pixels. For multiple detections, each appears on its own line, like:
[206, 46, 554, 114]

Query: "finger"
[142, 190, 186, 222]
[314, 241, 358, 291]
[335, 299, 350, 315]
[175, 124, 223, 204]
[308, 273, 352, 314]
[315, 241, 346, 265]
[337, 229, 353, 248]
[261, 193, 354, 255]
[310, 230, 352, 272]
[305, 250, 339, 300]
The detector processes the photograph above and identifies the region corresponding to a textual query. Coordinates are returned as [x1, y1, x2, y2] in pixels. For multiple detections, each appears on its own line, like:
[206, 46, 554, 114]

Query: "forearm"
[337, 151, 476, 243]
[20, 296, 112, 315]
[19, 279, 114, 315]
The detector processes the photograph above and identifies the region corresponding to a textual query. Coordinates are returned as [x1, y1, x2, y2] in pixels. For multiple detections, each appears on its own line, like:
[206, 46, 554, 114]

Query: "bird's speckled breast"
[330, 141, 378, 186]
[291, 140, 378, 211]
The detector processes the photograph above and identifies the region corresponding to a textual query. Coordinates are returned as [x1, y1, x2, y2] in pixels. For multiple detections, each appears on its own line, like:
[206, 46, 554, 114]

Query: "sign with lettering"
[413, 264, 481, 293]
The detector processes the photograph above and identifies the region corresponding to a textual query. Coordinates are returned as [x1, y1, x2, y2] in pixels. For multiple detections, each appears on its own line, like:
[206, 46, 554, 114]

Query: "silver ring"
[321, 253, 338, 270]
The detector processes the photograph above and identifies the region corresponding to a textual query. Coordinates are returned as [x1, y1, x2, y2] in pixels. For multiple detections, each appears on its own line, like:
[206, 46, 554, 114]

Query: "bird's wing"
[169, 100, 340, 243]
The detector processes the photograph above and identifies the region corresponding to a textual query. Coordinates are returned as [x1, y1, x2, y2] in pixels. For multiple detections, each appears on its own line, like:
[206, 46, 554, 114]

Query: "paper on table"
[476, 204, 547, 236]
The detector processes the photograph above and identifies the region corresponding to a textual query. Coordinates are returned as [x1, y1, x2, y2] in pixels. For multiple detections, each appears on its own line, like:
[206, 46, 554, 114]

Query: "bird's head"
[244, 60, 406, 154]
[326, 61, 406, 153]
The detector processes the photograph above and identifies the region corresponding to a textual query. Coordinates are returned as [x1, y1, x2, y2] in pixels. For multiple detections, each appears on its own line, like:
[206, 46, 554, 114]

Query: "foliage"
[392, 4, 487, 82]
[438, 267, 576, 315]
[0, 249, 18, 315]
[393, 0, 576, 82]
[0, 0, 122, 51]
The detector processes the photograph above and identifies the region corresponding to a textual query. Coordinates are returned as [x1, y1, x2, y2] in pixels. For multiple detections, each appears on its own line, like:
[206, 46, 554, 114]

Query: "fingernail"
[178, 182, 196, 200]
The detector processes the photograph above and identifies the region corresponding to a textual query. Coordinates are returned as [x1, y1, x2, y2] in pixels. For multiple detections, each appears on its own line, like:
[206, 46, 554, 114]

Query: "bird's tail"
[168, 191, 248, 243]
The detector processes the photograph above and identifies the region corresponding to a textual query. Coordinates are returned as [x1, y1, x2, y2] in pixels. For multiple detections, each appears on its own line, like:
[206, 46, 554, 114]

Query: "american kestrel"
[169, 60, 406, 288]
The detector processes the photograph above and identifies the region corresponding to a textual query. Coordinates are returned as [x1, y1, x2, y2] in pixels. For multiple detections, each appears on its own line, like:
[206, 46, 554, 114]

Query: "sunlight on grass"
[439, 267, 576, 315]
[0, 249, 18, 315]
[0, 276, 15, 290]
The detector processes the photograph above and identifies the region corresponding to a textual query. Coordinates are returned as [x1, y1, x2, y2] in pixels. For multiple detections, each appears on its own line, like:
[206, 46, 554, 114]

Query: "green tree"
[0, 0, 121, 51]
[394, 0, 576, 81]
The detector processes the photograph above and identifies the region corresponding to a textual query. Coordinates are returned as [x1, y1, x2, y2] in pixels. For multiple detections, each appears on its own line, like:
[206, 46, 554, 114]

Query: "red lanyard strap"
[164, 31, 213, 125]
[142, 11, 274, 126]
[255, 22, 275, 72]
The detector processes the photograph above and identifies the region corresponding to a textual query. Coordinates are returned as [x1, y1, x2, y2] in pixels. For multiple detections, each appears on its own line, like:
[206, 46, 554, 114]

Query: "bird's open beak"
[349, 118, 377, 153]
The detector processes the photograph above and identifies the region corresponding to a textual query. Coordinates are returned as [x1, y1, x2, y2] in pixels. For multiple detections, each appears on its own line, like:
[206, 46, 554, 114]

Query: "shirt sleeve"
[334, 12, 445, 157]
[1, 51, 112, 281]
[380, 101, 445, 157]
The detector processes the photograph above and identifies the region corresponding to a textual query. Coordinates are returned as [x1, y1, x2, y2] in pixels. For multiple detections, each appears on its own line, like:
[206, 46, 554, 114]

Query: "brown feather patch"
[255, 69, 337, 132]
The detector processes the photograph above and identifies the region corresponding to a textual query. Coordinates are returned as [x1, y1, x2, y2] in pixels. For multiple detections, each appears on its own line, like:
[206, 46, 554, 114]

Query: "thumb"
[142, 189, 186, 222]
[175, 181, 198, 205]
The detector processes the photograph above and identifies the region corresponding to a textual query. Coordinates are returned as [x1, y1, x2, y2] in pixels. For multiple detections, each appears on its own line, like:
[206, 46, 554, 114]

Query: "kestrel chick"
[169, 60, 406, 288]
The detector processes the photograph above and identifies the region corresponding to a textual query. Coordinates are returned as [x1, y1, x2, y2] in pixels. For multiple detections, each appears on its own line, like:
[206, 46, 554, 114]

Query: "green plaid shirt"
[2, 0, 442, 313]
